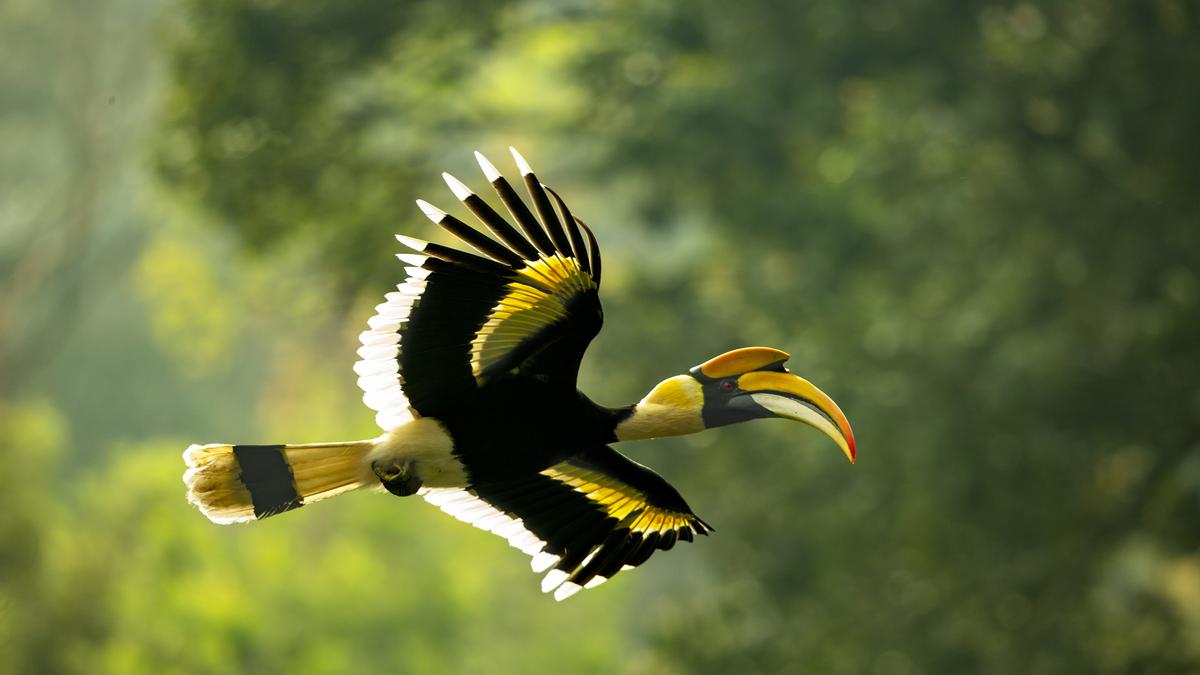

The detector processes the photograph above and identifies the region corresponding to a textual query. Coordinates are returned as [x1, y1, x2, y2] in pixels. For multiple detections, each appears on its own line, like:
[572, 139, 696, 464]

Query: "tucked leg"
[372, 459, 423, 496]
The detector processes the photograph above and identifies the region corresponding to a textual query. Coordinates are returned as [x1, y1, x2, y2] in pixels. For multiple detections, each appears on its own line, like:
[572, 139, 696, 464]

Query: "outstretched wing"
[354, 149, 604, 428]
[420, 445, 712, 601]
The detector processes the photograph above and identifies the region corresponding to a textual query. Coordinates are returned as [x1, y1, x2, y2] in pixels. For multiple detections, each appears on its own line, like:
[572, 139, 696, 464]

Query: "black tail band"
[233, 445, 303, 519]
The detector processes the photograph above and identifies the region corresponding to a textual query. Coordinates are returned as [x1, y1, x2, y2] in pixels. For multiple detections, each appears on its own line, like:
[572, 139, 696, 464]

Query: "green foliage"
[4, 0, 1199, 673]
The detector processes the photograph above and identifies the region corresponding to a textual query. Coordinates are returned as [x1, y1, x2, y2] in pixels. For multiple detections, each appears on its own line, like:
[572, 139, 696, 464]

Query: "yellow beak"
[736, 371, 857, 463]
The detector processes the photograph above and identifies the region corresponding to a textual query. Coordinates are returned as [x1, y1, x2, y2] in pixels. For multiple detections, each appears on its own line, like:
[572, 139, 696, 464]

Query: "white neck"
[613, 375, 705, 441]
[614, 403, 705, 441]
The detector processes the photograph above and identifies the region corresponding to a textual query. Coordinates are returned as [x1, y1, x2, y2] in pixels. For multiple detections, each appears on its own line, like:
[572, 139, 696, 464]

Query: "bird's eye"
[720, 379, 736, 392]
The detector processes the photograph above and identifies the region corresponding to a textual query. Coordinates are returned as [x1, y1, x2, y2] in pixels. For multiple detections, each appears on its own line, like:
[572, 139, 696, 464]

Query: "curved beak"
[735, 371, 857, 463]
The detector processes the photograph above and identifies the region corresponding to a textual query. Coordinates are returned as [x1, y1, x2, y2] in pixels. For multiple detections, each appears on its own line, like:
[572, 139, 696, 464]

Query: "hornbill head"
[616, 347, 856, 463]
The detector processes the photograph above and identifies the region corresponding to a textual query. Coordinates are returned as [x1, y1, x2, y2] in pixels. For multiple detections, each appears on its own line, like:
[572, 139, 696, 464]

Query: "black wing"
[421, 444, 711, 600]
[354, 148, 604, 426]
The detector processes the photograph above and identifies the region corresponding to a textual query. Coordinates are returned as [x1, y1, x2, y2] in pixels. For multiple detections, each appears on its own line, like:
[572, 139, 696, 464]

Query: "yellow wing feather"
[470, 255, 597, 379]
[540, 464, 699, 538]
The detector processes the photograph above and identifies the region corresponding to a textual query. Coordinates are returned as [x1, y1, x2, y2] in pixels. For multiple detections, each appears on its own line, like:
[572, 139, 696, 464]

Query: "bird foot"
[372, 459, 423, 496]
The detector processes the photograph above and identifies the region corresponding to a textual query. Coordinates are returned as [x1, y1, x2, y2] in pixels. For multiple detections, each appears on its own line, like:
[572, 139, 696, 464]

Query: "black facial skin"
[688, 363, 785, 429]
[692, 366, 843, 434]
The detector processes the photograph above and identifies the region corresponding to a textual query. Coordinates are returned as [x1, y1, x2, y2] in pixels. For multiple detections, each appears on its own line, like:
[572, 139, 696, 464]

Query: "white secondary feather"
[554, 582, 582, 602]
[352, 359, 397, 377]
[421, 487, 599, 599]
[493, 520, 528, 539]
[355, 260, 431, 431]
[541, 569, 569, 593]
[530, 551, 560, 573]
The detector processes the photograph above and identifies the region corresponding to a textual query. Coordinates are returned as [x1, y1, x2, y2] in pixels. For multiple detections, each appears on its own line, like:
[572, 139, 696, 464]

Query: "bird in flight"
[184, 148, 856, 601]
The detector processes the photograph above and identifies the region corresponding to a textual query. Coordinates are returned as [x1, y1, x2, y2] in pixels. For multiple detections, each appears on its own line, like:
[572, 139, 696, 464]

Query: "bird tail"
[183, 440, 378, 524]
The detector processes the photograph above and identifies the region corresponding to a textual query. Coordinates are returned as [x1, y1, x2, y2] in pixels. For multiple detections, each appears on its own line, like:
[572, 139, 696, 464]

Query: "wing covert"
[355, 149, 604, 425]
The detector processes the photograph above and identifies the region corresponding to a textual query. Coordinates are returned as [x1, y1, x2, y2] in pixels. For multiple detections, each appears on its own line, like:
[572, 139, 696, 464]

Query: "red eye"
[720, 380, 735, 392]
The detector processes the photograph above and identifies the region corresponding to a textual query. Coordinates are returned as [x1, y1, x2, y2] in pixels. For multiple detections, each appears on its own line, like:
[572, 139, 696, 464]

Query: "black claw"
[372, 459, 423, 497]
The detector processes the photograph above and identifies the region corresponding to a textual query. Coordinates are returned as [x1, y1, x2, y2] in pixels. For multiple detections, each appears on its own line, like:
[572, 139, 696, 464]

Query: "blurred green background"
[3, 0, 1198, 673]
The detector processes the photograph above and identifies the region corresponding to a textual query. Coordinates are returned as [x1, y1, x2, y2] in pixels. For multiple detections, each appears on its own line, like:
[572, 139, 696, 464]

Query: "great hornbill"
[184, 148, 856, 601]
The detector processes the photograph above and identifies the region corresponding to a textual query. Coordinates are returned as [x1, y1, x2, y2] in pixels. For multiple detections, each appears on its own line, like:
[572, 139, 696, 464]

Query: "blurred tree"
[0, 1, 170, 671]
[144, 0, 1200, 673]
[0, 0, 160, 395]
[156, 0, 513, 291]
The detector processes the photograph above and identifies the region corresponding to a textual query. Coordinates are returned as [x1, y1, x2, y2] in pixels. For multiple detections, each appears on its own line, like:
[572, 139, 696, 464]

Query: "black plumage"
[182, 148, 740, 601]
[384, 149, 711, 596]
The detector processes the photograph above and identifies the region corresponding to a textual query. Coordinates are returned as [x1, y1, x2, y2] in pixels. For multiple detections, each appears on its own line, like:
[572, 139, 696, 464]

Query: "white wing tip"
[442, 172, 473, 201]
[395, 234, 428, 251]
[540, 569, 569, 593]
[474, 151, 501, 182]
[554, 582, 583, 602]
[509, 146, 533, 176]
[530, 551, 560, 574]
[396, 253, 428, 266]
[415, 200, 446, 223]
